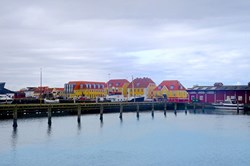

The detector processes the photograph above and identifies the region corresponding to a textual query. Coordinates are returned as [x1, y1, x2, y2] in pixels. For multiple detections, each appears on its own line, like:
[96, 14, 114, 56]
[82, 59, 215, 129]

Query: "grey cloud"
[1, 0, 250, 90]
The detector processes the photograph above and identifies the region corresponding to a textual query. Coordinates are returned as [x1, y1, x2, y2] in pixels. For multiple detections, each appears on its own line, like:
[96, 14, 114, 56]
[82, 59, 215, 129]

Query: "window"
[170, 85, 174, 90]
[109, 83, 112, 87]
[136, 83, 140, 87]
[238, 96, 242, 101]
[116, 83, 120, 86]
[199, 96, 204, 101]
[80, 84, 83, 89]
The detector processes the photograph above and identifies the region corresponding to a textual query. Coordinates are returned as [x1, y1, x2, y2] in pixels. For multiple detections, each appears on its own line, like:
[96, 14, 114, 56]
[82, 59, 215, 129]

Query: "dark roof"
[187, 85, 250, 91]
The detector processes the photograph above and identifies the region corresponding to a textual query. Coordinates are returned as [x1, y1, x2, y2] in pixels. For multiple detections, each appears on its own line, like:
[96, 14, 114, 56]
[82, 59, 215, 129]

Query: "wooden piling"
[119, 104, 123, 119]
[151, 103, 154, 117]
[185, 103, 187, 114]
[100, 104, 103, 121]
[164, 102, 167, 116]
[174, 103, 177, 114]
[48, 106, 52, 126]
[136, 104, 139, 118]
[237, 101, 239, 114]
[77, 104, 81, 123]
[13, 106, 18, 128]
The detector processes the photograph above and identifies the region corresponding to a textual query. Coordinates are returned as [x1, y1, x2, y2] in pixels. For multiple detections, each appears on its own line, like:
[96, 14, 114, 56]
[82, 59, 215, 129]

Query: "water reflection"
[11, 127, 18, 150]
[100, 120, 104, 128]
[77, 122, 81, 135]
[47, 125, 52, 137]
[77, 122, 81, 131]
[189, 109, 243, 115]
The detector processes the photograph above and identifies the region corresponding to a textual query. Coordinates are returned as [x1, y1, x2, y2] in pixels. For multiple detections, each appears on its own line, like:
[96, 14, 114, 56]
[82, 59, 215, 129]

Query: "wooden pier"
[0, 102, 206, 128]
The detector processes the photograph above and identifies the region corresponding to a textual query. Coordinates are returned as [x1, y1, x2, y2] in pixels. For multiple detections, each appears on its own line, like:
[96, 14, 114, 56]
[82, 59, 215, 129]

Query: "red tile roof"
[68, 81, 107, 90]
[34, 86, 52, 93]
[107, 79, 129, 88]
[54, 88, 64, 91]
[128, 77, 155, 88]
[154, 80, 186, 91]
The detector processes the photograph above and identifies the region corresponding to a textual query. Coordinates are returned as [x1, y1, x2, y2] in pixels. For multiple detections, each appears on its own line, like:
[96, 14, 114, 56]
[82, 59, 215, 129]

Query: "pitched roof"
[154, 80, 186, 91]
[107, 79, 129, 88]
[68, 81, 107, 90]
[34, 86, 52, 93]
[127, 77, 155, 88]
[53, 88, 64, 91]
[187, 85, 250, 91]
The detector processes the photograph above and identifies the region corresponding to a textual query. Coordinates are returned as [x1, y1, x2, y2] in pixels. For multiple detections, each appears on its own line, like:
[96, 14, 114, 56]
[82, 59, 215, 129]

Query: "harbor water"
[1, 110, 250, 166]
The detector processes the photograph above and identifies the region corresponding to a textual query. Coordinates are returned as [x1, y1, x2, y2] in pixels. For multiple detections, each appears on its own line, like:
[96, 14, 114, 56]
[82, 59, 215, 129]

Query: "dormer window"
[170, 85, 174, 90]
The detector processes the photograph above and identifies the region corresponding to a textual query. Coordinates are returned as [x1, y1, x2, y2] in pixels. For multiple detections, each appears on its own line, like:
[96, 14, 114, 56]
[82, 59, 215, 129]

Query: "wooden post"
[100, 104, 103, 121]
[151, 102, 154, 117]
[77, 104, 81, 123]
[174, 103, 177, 115]
[13, 106, 18, 128]
[136, 104, 139, 118]
[185, 103, 187, 114]
[237, 101, 239, 114]
[119, 104, 123, 119]
[48, 105, 52, 126]
[164, 102, 167, 116]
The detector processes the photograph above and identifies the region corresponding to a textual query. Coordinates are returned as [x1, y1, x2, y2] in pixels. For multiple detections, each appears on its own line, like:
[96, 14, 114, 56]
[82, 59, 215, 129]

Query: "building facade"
[153, 80, 188, 102]
[107, 79, 130, 97]
[127, 77, 156, 99]
[187, 82, 250, 104]
[65, 81, 107, 99]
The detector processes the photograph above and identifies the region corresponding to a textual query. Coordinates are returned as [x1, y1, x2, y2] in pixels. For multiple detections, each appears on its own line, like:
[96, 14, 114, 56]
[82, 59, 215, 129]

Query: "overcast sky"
[1, 0, 250, 90]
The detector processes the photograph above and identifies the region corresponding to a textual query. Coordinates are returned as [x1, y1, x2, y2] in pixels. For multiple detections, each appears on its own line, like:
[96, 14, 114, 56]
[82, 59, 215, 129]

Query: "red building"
[187, 82, 250, 104]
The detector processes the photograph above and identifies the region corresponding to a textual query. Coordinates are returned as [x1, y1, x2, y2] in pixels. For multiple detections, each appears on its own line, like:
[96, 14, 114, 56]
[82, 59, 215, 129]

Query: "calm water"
[1, 110, 250, 166]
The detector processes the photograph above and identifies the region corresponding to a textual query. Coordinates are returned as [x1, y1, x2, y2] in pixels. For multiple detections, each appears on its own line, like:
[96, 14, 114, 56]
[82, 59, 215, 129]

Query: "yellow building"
[127, 77, 156, 99]
[66, 81, 107, 99]
[107, 79, 130, 97]
[153, 80, 188, 101]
